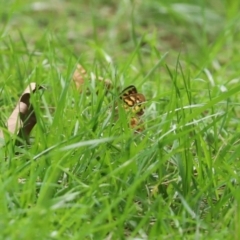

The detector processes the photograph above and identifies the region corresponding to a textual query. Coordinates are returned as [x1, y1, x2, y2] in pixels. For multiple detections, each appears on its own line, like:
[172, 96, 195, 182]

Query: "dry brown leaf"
[72, 64, 113, 92]
[73, 64, 87, 92]
[0, 82, 44, 144]
[96, 76, 112, 90]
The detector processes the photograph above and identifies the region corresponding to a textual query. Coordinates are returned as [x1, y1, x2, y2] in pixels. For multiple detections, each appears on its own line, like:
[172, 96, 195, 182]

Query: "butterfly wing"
[120, 85, 137, 101]
[118, 85, 146, 132]
[120, 85, 145, 116]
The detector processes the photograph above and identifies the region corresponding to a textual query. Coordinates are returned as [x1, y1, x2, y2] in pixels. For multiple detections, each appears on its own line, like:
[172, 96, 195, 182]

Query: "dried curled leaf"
[73, 64, 87, 92]
[72, 64, 113, 92]
[96, 76, 112, 90]
[0, 82, 44, 144]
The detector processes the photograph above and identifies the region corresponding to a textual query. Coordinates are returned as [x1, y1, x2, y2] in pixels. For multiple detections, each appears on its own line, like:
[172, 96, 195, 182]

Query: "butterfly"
[119, 85, 146, 131]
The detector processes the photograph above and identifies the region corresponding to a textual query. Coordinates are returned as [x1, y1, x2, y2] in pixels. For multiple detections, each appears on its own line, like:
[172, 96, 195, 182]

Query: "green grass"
[1, 0, 240, 239]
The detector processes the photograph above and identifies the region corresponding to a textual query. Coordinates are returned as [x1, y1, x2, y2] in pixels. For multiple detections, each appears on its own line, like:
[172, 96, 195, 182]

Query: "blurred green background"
[1, 0, 240, 98]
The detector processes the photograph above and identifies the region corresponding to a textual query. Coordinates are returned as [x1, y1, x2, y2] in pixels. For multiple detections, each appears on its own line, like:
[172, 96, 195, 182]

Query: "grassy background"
[1, 0, 240, 239]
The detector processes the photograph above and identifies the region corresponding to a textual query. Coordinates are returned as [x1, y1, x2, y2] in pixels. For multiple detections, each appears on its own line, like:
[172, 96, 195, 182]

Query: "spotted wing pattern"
[120, 85, 146, 131]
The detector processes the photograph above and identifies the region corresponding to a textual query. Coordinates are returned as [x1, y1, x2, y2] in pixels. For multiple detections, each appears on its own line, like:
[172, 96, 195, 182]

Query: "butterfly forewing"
[121, 85, 138, 96]
[120, 85, 145, 116]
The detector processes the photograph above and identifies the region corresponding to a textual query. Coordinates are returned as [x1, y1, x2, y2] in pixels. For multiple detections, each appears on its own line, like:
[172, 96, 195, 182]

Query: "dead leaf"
[96, 76, 112, 90]
[73, 64, 87, 92]
[0, 82, 44, 144]
[72, 64, 112, 92]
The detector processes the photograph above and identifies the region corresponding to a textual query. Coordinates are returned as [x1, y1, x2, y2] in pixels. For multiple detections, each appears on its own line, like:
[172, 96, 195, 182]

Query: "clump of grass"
[1, 0, 240, 239]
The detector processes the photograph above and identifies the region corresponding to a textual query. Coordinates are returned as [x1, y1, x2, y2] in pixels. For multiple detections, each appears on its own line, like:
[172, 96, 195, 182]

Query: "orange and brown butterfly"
[119, 85, 146, 132]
